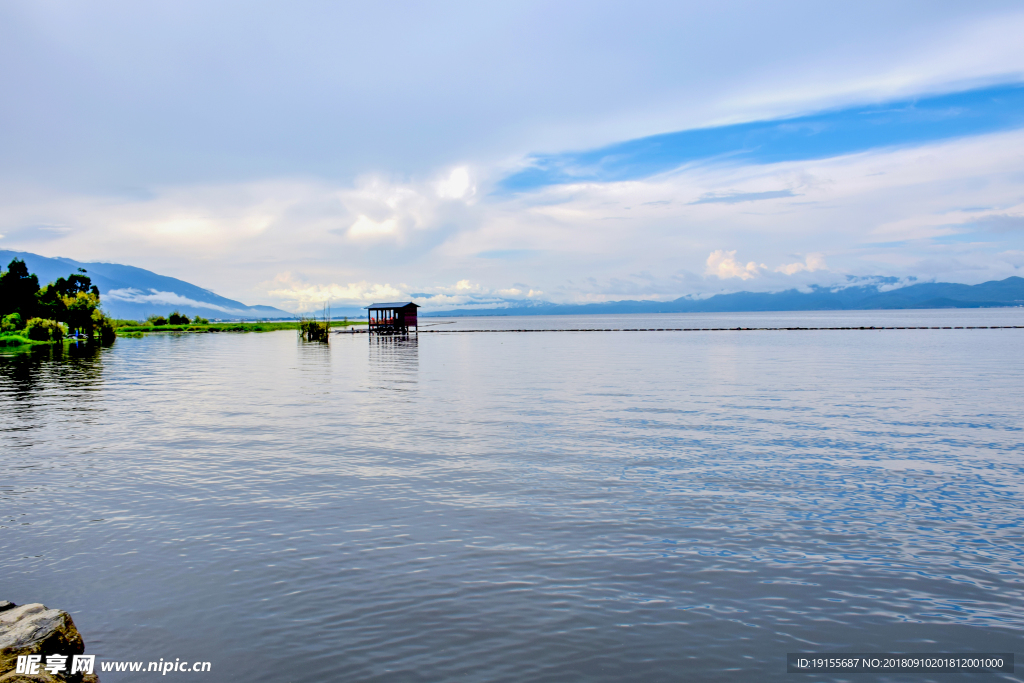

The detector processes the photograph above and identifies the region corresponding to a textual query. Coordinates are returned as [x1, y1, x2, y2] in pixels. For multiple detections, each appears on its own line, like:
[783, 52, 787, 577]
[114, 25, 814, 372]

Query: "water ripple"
[2, 314, 1023, 682]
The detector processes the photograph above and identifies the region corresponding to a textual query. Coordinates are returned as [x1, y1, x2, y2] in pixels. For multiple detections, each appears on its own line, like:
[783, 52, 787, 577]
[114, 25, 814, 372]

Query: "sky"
[1, 1, 1024, 312]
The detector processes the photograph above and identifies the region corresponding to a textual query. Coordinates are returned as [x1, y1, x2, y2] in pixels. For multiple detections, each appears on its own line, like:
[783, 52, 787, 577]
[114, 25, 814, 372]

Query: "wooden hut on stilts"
[365, 302, 419, 335]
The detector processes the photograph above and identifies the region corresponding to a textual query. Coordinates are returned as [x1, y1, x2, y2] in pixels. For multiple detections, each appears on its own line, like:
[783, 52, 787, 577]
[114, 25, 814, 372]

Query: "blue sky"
[500, 84, 1024, 191]
[1, 1, 1023, 311]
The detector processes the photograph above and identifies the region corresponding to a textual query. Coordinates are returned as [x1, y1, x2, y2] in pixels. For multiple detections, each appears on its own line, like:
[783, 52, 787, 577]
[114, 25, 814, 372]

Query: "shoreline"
[0, 321, 369, 349]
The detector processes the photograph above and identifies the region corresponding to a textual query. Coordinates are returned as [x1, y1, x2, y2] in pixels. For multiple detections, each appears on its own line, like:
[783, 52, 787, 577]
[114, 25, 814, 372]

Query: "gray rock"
[0, 604, 95, 683]
[0, 605, 14, 615]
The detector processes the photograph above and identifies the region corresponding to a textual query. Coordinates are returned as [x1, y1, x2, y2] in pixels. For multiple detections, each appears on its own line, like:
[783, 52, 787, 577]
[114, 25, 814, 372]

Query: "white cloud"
[105, 288, 253, 314]
[262, 273, 405, 311]
[705, 250, 764, 280]
[259, 272, 547, 312]
[776, 253, 827, 275]
[496, 286, 543, 297]
[348, 214, 399, 239]
[2, 128, 1024, 307]
[437, 167, 474, 200]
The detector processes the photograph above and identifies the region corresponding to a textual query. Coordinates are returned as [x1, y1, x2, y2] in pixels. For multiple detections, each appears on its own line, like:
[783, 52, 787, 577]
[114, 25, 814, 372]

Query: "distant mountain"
[0, 250, 293, 321]
[424, 277, 1024, 316]
[6, 249, 1022, 320]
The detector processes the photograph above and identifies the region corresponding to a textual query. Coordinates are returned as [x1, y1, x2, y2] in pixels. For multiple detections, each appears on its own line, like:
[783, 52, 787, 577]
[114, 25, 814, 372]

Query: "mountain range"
[0, 250, 292, 321]
[424, 277, 1024, 316]
[3, 249, 1023, 319]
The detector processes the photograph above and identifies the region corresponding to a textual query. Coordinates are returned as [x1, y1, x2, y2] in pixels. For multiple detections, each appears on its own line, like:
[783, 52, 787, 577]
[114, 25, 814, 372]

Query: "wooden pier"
[413, 325, 1023, 333]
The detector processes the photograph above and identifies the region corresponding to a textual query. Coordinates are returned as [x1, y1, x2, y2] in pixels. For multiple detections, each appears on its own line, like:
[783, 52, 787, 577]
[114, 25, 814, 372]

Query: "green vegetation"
[1, 257, 367, 348]
[0, 333, 36, 347]
[299, 317, 330, 342]
[25, 317, 65, 341]
[0, 258, 115, 349]
[1, 312, 22, 332]
[0, 260, 39, 320]
[298, 304, 333, 342]
[144, 311, 210, 326]
[115, 319, 365, 335]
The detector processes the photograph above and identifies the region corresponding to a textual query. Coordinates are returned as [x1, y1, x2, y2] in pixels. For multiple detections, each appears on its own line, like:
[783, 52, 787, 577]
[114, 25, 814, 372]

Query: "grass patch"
[1, 321, 369, 345]
[115, 321, 367, 335]
[0, 333, 40, 348]
[0, 332, 82, 349]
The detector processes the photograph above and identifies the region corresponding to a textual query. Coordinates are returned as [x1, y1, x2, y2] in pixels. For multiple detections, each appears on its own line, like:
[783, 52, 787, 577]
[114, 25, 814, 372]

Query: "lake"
[3, 309, 1024, 682]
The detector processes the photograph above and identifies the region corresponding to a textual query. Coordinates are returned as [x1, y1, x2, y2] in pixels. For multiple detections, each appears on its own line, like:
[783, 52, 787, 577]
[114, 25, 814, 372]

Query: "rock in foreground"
[0, 602, 98, 683]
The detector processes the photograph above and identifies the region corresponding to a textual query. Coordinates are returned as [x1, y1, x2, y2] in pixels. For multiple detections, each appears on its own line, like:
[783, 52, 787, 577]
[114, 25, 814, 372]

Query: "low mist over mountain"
[424, 277, 1024, 316]
[1, 250, 292, 321]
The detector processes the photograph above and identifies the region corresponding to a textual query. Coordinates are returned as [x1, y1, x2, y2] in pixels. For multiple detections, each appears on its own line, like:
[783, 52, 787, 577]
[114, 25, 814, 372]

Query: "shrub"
[25, 317, 65, 342]
[192, 315, 209, 325]
[148, 315, 168, 326]
[91, 309, 117, 344]
[168, 311, 190, 325]
[100, 323, 116, 344]
[1, 312, 22, 332]
[0, 335, 32, 347]
[299, 318, 329, 342]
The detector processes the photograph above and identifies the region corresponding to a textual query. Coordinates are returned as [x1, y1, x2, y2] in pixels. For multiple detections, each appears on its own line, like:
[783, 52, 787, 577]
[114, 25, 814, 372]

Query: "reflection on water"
[1, 343, 106, 448]
[368, 333, 419, 393]
[2, 319, 1024, 682]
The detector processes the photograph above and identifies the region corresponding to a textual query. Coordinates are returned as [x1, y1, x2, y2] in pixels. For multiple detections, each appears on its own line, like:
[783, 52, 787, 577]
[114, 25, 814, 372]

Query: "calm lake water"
[3, 310, 1024, 682]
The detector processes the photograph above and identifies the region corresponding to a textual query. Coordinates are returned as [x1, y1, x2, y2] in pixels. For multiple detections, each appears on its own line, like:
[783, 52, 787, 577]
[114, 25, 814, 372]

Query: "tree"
[62, 291, 102, 336]
[25, 317, 64, 341]
[37, 268, 100, 324]
[92, 308, 116, 344]
[1, 312, 23, 332]
[3, 263, 114, 343]
[0, 259, 41, 318]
